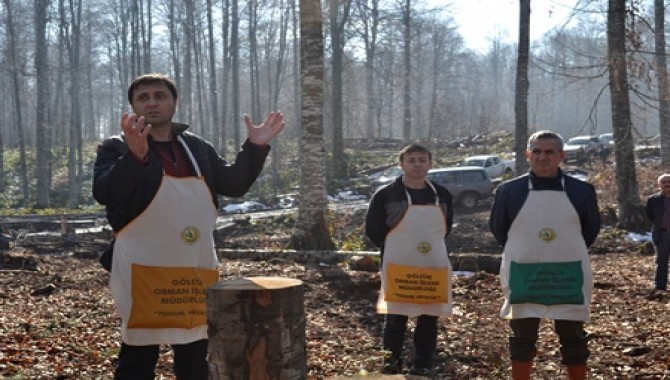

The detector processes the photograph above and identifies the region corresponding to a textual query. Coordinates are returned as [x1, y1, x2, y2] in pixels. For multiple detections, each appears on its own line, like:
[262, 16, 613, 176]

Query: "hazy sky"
[450, 0, 577, 53]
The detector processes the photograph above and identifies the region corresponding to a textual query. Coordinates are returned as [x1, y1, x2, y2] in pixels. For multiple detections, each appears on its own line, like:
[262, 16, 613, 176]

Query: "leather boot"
[511, 360, 533, 380]
[566, 364, 587, 380]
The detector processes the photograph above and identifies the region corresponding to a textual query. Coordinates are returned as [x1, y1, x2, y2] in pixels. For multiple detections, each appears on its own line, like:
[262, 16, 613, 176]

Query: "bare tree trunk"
[35, 0, 51, 208]
[232, 0, 241, 152]
[401, 0, 411, 140]
[290, 0, 334, 250]
[3, 0, 29, 206]
[207, 0, 221, 151]
[607, 0, 645, 231]
[220, 0, 231, 157]
[66, 0, 83, 209]
[514, 0, 530, 175]
[328, 0, 352, 180]
[655, 0, 670, 166]
[168, 0, 182, 100]
[358, 0, 379, 139]
[269, 1, 290, 193]
[207, 277, 306, 379]
[142, 0, 152, 73]
[182, 0, 194, 125]
[248, 0, 261, 122]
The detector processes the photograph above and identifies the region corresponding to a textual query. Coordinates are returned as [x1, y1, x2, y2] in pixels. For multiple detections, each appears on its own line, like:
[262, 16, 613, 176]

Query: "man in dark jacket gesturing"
[489, 130, 600, 380]
[93, 73, 284, 380]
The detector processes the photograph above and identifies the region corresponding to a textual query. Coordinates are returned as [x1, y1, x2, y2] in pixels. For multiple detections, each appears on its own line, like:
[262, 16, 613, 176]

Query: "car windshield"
[567, 137, 592, 145]
[463, 159, 485, 167]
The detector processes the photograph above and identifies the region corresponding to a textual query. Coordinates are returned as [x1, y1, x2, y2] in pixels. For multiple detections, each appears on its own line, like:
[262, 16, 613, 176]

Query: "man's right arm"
[645, 195, 657, 222]
[93, 137, 150, 207]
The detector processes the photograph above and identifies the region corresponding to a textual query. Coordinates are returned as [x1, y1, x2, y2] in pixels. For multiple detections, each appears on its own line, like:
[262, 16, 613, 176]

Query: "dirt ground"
[1, 156, 669, 379]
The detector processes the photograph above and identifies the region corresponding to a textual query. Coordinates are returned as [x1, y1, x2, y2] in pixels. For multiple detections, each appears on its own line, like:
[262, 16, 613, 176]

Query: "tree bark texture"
[207, 277, 306, 379]
[514, 0, 530, 176]
[654, 0, 670, 166]
[607, 0, 644, 231]
[291, 0, 334, 250]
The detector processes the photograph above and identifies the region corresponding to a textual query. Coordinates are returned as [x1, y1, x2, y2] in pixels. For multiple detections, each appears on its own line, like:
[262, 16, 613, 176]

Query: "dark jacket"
[646, 192, 668, 245]
[489, 170, 600, 248]
[93, 123, 270, 232]
[365, 176, 454, 256]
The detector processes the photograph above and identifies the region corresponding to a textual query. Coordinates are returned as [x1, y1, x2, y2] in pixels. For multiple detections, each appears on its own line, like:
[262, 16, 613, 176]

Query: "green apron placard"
[509, 261, 584, 305]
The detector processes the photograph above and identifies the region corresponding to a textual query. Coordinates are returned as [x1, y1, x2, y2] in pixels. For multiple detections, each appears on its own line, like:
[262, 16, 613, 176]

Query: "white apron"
[499, 178, 593, 321]
[377, 183, 453, 317]
[110, 136, 219, 345]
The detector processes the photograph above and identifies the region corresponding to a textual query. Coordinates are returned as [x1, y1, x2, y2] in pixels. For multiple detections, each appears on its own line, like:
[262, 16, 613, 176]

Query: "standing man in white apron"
[365, 144, 454, 376]
[489, 131, 600, 380]
[93, 73, 285, 380]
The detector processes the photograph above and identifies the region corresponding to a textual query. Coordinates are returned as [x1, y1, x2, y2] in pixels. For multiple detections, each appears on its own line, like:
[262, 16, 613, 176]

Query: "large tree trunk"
[35, 0, 51, 208]
[401, 0, 411, 140]
[66, 0, 83, 209]
[290, 0, 334, 250]
[607, 0, 645, 231]
[207, 277, 306, 379]
[232, 0, 241, 153]
[514, 0, 530, 175]
[655, 0, 670, 166]
[3, 0, 29, 207]
[248, 0, 261, 122]
[207, 0, 221, 151]
[328, 0, 352, 180]
[358, 0, 379, 139]
[220, 0, 231, 157]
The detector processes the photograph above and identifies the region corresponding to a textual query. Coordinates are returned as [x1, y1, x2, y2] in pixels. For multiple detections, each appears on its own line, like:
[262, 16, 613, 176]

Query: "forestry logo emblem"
[417, 242, 432, 254]
[181, 226, 201, 245]
[539, 228, 556, 242]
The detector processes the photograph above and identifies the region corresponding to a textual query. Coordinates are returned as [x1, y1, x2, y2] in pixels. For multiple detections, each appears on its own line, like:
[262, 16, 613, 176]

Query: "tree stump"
[207, 276, 306, 379]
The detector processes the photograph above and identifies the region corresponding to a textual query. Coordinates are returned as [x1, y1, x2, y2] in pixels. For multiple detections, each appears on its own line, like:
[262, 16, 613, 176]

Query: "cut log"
[207, 276, 306, 379]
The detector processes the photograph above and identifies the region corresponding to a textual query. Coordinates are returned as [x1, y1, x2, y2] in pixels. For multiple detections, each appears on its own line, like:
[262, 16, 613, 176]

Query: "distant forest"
[0, 0, 664, 210]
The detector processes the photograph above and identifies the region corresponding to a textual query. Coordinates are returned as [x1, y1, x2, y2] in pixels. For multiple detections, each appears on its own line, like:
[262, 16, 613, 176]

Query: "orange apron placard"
[128, 264, 219, 329]
[384, 262, 449, 304]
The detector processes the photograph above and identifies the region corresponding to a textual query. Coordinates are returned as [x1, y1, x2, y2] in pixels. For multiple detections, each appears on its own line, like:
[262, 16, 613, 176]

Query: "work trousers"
[114, 339, 208, 380]
[654, 231, 670, 290]
[509, 318, 589, 365]
[383, 314, 438, 369]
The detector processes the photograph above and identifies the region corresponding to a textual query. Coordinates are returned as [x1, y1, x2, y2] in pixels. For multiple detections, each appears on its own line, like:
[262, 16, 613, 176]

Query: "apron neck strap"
[528, 175, 565, 190]
[404, 180, 438, 205]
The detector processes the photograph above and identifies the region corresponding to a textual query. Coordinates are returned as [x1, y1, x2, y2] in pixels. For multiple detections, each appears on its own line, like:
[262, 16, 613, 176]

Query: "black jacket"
[93, 123, 270, 232]
[365, 176, 454, 256]
[646, 192, 668, 244]
[489, 170, 600, 248]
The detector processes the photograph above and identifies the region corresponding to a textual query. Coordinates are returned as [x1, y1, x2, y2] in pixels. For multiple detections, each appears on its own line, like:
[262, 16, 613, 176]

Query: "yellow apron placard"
[128, 264, 219, 329]
[384, 262, 449, 304]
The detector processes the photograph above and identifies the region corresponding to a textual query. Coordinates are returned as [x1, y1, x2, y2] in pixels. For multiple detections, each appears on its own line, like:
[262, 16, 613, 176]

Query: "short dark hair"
[399, 143, 432, 162]
[527, 130, 564, 151]
[127, 73, 178, 105]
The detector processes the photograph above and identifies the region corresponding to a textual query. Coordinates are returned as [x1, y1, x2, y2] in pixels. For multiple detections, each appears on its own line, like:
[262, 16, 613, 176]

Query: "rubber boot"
[511, 360, 533, 380]
[566, 364, 587, 380]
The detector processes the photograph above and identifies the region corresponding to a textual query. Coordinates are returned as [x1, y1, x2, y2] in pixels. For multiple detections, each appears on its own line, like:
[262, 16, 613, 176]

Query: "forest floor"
[1, 159, 670, 379]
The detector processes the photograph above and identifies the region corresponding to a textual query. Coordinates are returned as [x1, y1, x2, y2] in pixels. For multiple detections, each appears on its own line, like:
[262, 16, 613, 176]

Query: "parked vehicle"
[427, 166, 495, 209]
[221, 201, 268, 214]
[563, 135, 604, 163]
[369, 166, 403, 193]
[460, 154, 514, 178]
[598, 132, 614, 145]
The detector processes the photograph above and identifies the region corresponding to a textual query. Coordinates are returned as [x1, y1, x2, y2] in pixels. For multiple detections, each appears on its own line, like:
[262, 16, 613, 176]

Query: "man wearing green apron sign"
[489, 131, 600, 380]
[93, 73, 285, 379]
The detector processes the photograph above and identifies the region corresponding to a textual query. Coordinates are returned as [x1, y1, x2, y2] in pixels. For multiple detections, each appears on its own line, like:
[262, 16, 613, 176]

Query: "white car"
[221, 201, 268, 214]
